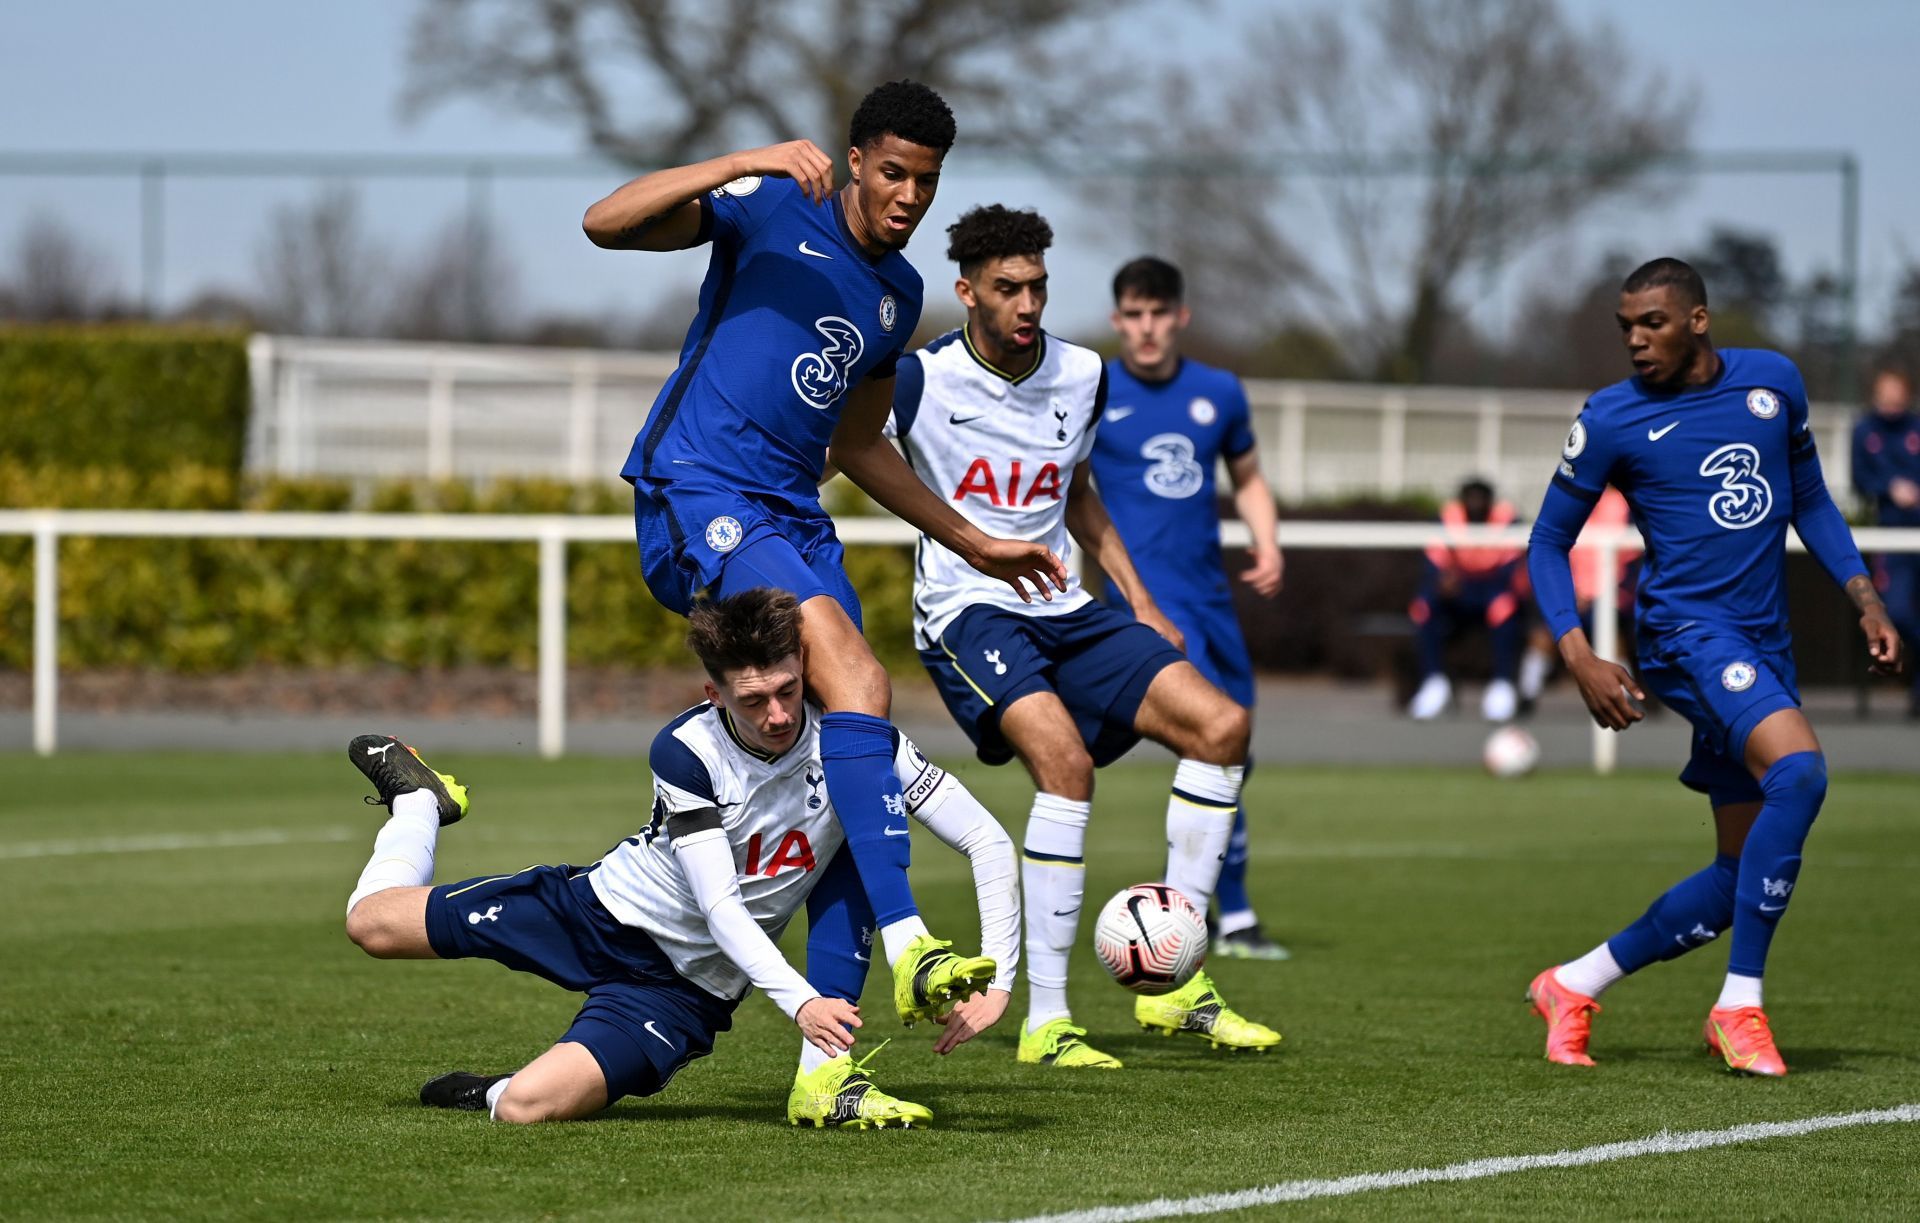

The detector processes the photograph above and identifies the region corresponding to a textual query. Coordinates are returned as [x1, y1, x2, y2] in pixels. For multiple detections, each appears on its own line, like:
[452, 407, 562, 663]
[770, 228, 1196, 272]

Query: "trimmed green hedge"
[0, 465, 920, 673]
[0, 327, 250, 482]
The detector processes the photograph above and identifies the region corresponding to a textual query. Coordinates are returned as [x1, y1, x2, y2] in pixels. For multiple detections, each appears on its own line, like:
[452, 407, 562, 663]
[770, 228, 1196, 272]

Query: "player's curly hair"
[946, 205, 1053, 276]
[849, 80, 956, 154]
[686, 588, 804, 681]
[1622, 257, 1707, 309]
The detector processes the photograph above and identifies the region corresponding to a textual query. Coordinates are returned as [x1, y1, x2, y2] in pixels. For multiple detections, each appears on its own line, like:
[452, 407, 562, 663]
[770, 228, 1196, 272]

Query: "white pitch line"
[0, 826, 360, 860]
[997, 1104, 1920, 1223]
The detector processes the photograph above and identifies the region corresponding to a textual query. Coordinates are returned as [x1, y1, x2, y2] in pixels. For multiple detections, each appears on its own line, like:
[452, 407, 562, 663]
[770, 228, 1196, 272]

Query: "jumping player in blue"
[1524, 258, 1903, 1076]
[584, 81, 1062, 1026]
[1091, 256, 1290, 961]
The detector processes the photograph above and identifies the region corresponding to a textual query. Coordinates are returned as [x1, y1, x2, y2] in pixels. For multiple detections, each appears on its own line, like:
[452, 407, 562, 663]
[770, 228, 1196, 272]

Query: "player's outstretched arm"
[1530, 481, 1644, 730]
[830, 377, 1068, 601]
[1065, 462, 1185, 651]
[582, 140, 835, 251]
[671, 816, 859, 1055]
[1227, 449, 1284, 597]
[905, 768, 1020, 1054]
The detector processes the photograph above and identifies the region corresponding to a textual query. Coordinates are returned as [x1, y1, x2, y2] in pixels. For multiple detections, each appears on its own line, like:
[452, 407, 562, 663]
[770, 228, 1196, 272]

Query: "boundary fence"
[5, 510, 1916, 771]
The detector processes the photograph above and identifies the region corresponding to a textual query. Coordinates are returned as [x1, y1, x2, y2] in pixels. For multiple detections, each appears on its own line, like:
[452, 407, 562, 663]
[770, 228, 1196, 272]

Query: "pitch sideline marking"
[0, 827, 360, 860]
[996, 1104, 1920, 1223]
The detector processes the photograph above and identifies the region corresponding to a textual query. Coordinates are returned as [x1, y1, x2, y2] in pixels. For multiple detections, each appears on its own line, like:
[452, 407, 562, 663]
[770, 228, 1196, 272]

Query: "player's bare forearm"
[1065, 470, 1144, 605]
[583, 154, 740, 250]
[1556, 626, 1646, 731]
[1228, 456, 1284, 596]
[1846, 573, 1905, 674]
[832, 427, 989, 558]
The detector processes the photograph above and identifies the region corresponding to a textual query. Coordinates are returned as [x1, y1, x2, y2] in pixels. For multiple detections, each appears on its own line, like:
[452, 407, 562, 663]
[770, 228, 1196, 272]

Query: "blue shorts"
[1638, 627, 1800, 807]
[632, 480, 861, 626]
[426, 864, 739, 1103]
[1150, 597, 1254, 708]
[920, 601, 1186, 766]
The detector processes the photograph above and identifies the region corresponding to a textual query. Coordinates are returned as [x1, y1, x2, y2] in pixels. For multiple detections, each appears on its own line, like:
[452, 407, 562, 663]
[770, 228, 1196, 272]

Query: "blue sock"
[1215, 805, 1252, 916]
[1604, 853, 1739, 973]
[802, 851, 874, 1001]
[818, 711, 918, 927]
[1727, 751, 1826, 979]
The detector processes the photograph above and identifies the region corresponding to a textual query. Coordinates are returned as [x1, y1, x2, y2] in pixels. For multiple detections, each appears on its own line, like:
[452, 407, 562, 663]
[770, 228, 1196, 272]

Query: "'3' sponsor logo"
[791, 316, 865, 410]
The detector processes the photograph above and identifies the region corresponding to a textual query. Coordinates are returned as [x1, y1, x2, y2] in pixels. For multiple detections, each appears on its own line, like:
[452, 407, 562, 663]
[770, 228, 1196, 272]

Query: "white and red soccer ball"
[1482, 725, 1541, 779]
[1093, 883, 1208, 995]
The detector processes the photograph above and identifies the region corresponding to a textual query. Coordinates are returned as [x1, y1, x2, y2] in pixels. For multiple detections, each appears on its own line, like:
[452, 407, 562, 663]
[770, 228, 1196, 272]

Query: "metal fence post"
[538, 526, 567, 759]
[33, 519, 59, 756]
[1590, 535, 1620, 775]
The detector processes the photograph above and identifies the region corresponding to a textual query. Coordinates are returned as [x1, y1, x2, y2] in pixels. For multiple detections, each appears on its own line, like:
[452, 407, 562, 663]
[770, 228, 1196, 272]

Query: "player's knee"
[1194, 702, 1251, 764]
[345, 904, 401, 958]
[1763, 751, 1827, 805]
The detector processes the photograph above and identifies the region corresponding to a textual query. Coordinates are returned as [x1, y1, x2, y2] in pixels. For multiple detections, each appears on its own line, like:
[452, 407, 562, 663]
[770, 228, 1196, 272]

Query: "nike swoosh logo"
[1051, 908, 1079, 917]
[883, 825, 911, 837]
[797, 241, 832, 260]
[1759, 902, 1789, 913]
[1648, 421, 1679, 440]
[1106, 406, 1134, 421]
[854, 951, 871, 962]
[949, 413, 982, 426]
[643, 1020, 674, 1048]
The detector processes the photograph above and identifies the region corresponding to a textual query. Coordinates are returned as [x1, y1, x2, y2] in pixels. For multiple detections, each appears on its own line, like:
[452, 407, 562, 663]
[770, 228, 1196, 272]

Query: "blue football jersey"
[619, 176, 925, 505]
[1090, 358, 1255, 603]
[1552, 348, 1842, 649]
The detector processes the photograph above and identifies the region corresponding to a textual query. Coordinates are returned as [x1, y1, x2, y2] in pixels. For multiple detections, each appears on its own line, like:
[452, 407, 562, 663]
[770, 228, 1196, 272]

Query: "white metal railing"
[245, 335, 1862, 511]
[5, 509, 1916, 771]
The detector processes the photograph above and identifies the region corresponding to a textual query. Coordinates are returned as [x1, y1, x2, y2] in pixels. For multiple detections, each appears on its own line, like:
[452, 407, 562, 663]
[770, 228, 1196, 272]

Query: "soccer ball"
[1482, 725, 1541, 778]
[1093, 883, 1208, 995]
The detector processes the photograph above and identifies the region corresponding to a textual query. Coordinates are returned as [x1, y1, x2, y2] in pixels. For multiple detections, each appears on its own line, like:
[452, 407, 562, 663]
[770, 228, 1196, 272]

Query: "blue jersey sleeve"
[649, 725, 717, 807]
[1222, 376, 1255, 459]
[1550, 406, 1618, 503]
[1778, 359, 1869, 588]
[890, 353, 926, 438]
[1528, 407, 1615, 641]
[696, 175, 791, 248]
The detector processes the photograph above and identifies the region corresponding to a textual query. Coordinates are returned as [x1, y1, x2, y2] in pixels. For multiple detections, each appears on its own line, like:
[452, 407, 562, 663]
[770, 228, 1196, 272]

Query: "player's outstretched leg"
[787, 1041, 933, 1129]
[420, 1072, 510, 1112]
[349, 734, 469, 825]
[344, 734, 469, 939]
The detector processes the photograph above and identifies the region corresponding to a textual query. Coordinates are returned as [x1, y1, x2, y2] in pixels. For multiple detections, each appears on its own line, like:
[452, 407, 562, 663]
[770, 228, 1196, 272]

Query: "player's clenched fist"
[734, 140, 836, 204]
[795, 996, 862, 1056]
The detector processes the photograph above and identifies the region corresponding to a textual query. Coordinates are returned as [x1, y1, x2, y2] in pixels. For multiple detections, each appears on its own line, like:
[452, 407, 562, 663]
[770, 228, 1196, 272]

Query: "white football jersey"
[588, 702, 945, 1002]
[888, 327, 1109, 649]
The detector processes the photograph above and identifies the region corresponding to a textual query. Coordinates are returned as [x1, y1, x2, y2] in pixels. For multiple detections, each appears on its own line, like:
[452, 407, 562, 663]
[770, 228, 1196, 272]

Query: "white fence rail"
[6, 509, 1916, 771]
[247, 335, 1864, 513]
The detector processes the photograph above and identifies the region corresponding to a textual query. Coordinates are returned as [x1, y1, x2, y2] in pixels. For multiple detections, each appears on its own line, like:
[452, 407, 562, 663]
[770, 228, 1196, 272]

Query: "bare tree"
[399, 0, 1152, 164]
[4, 212, 120, 322]
[1124, 0, 1695, 382]
[253, 186, 388, 337]
[386, 209, 522, 342]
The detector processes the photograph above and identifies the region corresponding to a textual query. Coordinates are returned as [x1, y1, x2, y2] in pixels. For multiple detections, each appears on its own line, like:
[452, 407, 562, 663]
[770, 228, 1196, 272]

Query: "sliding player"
[1525, 258, 1902, 1076]
[340, 588, 1019, 1128]
[891, 205, 1282, 1069]
[585, 80, 1060, 1016]
[1093, 256, 1288, 961]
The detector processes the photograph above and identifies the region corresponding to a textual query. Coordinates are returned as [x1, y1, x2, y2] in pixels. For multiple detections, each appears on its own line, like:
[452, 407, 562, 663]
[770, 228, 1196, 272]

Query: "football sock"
[1518, 648, 1550, 701]
[1727, 752, 1827, 979]
[879, 915, 931, 968]
[1165, 760, 1243, 913]
[1554, 943, 1624, 998]
[485, 1076, 513, 1120]
[1023, 792, 1091, 1029]
[1214, 802, 1255, 924]
[798, 1040, 834, 1075]
[1602, 854, 1740, 975]
[346, 789, 441, 914]
[818, 712, 918, 927]
[1716, 973, 1764, 1010]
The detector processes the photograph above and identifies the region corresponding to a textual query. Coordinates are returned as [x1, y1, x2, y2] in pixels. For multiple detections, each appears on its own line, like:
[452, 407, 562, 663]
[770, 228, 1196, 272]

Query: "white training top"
[887, 327, 1109, 650]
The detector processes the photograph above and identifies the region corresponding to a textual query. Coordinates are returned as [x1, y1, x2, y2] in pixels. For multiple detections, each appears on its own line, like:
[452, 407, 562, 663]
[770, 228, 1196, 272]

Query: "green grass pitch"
[3, 751, 1917, 1219]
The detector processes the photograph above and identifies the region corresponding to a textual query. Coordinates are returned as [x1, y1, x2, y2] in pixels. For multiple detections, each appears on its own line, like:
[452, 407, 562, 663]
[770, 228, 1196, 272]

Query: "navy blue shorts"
[632, 481, 861, 626]
[1153, 597, 1254, 708]
[426, 864, 739, 1103]
[920, 602, 1186, 766]
[1638, 627, 1800, 807]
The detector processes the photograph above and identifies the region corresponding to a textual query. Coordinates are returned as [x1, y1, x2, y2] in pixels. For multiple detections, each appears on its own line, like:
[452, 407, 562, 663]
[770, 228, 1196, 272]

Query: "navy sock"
[802, 851, 874, 1001]
[1215, 805, 1252, 915]
[818, 711, 918, 927]
[1604, 853, 1739, 973]
[1728, 751, 1827, 979]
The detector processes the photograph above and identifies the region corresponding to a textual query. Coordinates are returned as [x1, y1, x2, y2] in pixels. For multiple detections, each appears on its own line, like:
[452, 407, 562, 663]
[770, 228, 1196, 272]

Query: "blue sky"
[3, 0, 1916, 341]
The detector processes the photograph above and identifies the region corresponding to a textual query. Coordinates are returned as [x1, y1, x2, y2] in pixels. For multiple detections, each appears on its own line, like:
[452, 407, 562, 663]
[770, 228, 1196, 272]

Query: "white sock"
[1022, 792, 1091, 1030]
[1217, 909, 1259, 937]
[1716, 973, 1763, 1010]
[879, 915, 930, 968]
[1554, 943, 1625, 998]
[1519, 649, 1551, 700]
[346, 789, 441, 914]
[1164, 760, 1242, 914]
[485, 1076, 513, 1120]
[798, 1039, 835, 1075]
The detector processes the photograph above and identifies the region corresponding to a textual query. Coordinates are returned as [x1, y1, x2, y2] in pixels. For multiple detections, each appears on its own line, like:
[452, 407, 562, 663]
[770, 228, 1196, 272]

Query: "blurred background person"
[1409, 478, 1525, 722]
[1851, 368, 1920, 717]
